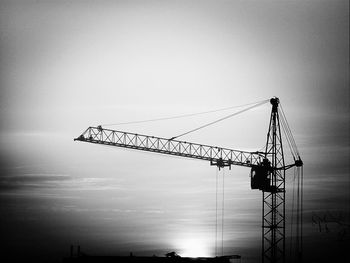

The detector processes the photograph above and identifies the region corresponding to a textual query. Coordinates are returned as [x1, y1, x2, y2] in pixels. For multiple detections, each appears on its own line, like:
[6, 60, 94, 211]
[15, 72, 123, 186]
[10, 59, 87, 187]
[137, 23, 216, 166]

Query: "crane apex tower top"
[270, 97, 279, 110]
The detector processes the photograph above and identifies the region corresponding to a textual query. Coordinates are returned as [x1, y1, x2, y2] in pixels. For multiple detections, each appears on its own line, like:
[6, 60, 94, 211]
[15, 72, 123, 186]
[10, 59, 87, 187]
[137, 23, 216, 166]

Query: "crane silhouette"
[74, 97, 303, 263]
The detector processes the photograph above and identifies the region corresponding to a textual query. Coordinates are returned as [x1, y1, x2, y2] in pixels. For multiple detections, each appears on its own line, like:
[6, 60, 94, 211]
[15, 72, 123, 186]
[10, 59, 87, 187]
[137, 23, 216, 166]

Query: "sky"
[0, 0, 349, 263]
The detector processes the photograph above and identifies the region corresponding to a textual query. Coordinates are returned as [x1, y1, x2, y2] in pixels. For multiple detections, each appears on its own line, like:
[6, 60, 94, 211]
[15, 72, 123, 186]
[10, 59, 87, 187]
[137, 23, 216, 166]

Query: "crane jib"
[74, 126, 264, 168]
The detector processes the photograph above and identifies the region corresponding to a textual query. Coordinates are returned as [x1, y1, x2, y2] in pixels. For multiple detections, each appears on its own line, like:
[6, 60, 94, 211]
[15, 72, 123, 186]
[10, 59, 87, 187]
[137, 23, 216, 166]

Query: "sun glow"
[178, 238, 211, 258]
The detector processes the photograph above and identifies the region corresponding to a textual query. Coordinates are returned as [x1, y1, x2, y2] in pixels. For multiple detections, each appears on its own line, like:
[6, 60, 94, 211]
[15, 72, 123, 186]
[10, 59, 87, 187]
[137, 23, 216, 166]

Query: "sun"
[178, 238, 211, 258]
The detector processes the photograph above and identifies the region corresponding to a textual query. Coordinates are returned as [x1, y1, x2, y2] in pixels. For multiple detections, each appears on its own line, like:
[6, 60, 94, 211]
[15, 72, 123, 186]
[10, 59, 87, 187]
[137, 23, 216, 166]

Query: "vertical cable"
[300, 166, 303, 262]
[222, 168, 225, 256]
[290, 167, 297, 259]
[215, 168, 219, 257]
[296, 167, 300, 262]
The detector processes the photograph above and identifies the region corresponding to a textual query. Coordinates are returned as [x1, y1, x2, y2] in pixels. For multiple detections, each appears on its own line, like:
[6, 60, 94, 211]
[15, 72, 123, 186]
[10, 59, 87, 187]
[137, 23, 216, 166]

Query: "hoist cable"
[170, 99, 269, 140]
[300, 166, 304, 260]
[215, 168, 219, 257]
[221, 168, 225, 257]
[296, 166, 301, 260]
[101, 99, 269, 127]
[290, 167, 297, 258]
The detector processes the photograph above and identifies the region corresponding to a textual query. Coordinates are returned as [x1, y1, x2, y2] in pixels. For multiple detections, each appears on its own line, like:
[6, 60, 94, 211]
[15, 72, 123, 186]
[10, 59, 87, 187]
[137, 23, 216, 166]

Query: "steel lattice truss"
[262, 101, 286, 263]
[74, 127, 263, 168]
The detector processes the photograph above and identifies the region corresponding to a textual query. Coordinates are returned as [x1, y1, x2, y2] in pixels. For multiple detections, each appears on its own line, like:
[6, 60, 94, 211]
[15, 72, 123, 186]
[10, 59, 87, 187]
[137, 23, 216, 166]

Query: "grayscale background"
[0, 1, 349, 263]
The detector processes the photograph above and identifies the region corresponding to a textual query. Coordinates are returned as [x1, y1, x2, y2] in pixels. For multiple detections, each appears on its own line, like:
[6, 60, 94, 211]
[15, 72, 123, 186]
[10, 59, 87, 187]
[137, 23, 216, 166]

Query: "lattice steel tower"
[263, 97, 286, 263]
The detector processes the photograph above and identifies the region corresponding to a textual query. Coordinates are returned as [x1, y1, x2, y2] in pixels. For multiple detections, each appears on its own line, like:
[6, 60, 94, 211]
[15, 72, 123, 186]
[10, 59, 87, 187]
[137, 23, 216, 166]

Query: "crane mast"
[263, 97, 286, 263]
[74, 97, 303, 263]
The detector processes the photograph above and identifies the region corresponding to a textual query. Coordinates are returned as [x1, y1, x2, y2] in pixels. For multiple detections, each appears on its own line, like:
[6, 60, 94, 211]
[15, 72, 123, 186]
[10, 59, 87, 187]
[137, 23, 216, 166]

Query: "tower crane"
[74, 97, 303, 263]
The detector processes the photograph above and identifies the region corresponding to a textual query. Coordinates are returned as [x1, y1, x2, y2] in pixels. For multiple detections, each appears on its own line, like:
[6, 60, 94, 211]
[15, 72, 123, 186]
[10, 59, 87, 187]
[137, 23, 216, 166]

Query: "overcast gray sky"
[0, 1, 349, 263]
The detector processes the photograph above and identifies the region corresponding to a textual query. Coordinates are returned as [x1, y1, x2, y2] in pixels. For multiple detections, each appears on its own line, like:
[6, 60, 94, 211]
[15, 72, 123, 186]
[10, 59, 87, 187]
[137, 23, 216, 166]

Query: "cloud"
[0, 173, 123, 193]
[0, 173, 70, 190]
